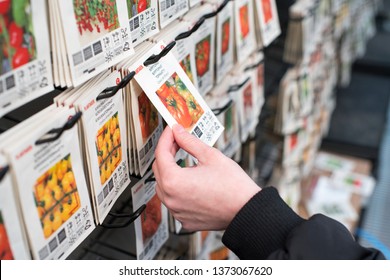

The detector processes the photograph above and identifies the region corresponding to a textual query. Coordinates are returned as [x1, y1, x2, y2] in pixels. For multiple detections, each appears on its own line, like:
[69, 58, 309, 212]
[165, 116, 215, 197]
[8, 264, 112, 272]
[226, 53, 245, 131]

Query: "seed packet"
[315, 152, 355, 173]
[132, 42, 224, 147]
[207, 80, 240, 158]
[150, 20, 199, 90]
[132, 170, 168, 260]
[182, 4, 216, 96]
[116, 41, 154, 176]
[228, 70, 257, 142]
[4, 108, 95, 260]
[245, 51, 265, 119]
[130, 80, 163, 176]
[283, 130, 304, 167]
[56, 0, 134, 87]
[0, 156, 31, 259]
[206, 0, 235, 84]
[158, 0, 189, 28]
[127, 0, 159, 47]
[233, 0, 256, 64]
[0, 0, 53, 118]
[331, 170, 375, 199]
[75, 71, 131, 224]
[275, 69, 304, 135]
[254, 0, 281, 47]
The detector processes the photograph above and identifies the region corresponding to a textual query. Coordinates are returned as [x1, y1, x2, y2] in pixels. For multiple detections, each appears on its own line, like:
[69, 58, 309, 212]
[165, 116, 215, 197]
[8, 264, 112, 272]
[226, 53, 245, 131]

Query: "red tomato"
[262, 0, 273, 23]
[137, 0, 147, 13]
[9, 22, 24, 48]
[0, 224, 14, 260]
[239, 5, 250, 38]
[156, 83, 193, 128]
[12, 47, 30, 69]
[0, 0, 11, 15]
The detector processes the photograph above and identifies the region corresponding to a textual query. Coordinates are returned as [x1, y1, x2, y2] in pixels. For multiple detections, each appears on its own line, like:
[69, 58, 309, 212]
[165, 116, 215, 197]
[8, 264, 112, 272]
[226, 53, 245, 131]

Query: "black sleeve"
[222, 187, 385, 260]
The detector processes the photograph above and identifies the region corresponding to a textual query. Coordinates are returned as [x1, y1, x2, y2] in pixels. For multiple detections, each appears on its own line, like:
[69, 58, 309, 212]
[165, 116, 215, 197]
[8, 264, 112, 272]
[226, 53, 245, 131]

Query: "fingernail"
[174, 124, 185, 133]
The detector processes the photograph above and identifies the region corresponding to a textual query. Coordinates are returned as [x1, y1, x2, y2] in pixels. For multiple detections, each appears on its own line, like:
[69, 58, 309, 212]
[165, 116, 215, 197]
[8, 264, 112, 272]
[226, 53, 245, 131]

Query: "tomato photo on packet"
[0, 212, 14, 260]
[195, 35, 211, 77]
[221, 18, 230, 55]
[33, 154, 81, 239]
[0, 0, 36, 75]
[156, 78, 193, 129]
[141, 194, 162, 243]
[138, 91, 159, 143]
[239, 4, 250, 38]
[261, 0, 273, 23]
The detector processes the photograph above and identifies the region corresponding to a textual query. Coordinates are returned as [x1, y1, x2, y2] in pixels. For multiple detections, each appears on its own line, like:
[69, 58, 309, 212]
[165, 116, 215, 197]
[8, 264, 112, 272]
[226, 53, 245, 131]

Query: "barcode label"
[130, 16, 140, 31]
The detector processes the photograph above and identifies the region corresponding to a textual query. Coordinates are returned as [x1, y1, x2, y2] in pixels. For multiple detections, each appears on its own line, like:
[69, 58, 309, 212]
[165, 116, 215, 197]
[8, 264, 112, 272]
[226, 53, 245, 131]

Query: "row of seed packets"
[150, 0, 279, 97]
[0, 0, 279, 118]
[0, 106, 95, 260]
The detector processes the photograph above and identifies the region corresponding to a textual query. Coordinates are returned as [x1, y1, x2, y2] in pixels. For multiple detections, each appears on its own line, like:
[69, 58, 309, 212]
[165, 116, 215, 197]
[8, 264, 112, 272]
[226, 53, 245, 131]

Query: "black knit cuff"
[222, 187, 305, 259]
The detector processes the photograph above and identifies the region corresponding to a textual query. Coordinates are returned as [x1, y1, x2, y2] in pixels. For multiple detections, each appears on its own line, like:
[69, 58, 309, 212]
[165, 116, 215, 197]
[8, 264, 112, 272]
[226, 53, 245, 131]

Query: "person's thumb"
[172, 124, 211, 163]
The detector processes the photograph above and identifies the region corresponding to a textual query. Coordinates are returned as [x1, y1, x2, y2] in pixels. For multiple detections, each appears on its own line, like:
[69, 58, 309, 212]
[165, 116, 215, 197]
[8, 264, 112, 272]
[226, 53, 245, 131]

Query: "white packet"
[131, 41, 224, 147]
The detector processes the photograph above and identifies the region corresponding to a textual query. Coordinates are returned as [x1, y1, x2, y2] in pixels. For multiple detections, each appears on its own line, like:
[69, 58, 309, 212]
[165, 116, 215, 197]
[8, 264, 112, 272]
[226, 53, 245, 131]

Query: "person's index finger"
[154, 126, 180, 168]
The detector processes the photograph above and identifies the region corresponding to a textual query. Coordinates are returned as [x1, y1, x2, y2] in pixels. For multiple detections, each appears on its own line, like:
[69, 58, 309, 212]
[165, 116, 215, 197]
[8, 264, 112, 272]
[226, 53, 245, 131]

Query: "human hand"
[152, 125, 261, 232]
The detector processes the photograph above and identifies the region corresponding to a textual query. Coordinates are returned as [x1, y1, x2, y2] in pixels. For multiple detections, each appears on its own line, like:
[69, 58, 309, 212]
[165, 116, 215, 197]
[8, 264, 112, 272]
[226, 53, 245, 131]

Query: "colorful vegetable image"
[239, 4, 250, 39]
[156, 73, 204, 129]
[224, 105, 235, 143]
[221, 18, 230, 55]
[34, 154, 81, 239]
[96, 112, 122, 185]
[257, 63, 264, 87]
[141, 194, 162, 244]
[195, 34, 211, 78]
[243, 83, 253, 120]
[261, 0, 273, 24]
[0, 0, 36, 75]
[179, 54, 194, 84]
[127, 0, 150, 18]
[73, 0, 119, 44]
[138, 91, 159, 143]
[0, 212, 14, 260]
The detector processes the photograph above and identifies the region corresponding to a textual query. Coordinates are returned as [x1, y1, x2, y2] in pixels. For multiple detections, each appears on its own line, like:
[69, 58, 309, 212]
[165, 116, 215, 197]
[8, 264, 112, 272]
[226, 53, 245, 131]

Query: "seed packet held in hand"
[132, 42, 224, 147]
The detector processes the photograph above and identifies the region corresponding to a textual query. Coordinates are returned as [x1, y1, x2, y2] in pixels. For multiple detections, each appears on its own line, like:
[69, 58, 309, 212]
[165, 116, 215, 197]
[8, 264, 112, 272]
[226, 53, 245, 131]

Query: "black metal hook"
[97, 71, 136, 101]
[244, 60, 264, 72]
[175, 17, 206, 41]
[227, 77, 251, 93]
[143, 41, 177, 66]
[101, 204, 146, 228]
[35, 112, 83, 145]
[0, 165, 9, 182]
[201, 0, 232, 20]
[211, 99, 233, 116]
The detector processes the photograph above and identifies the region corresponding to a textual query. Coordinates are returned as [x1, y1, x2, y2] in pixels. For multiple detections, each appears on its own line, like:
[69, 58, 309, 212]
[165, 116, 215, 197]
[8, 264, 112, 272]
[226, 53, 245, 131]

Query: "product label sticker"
[58, 0, 134, 86]
[133, 42, 224, 147]
[127, 0, 159, 46]
[0, 0, 53, 117]
[132, 172, 168, 260]
[77, 72, 130, 224]
[6, 109, 95, 260]
[158, 0, 189, 28]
